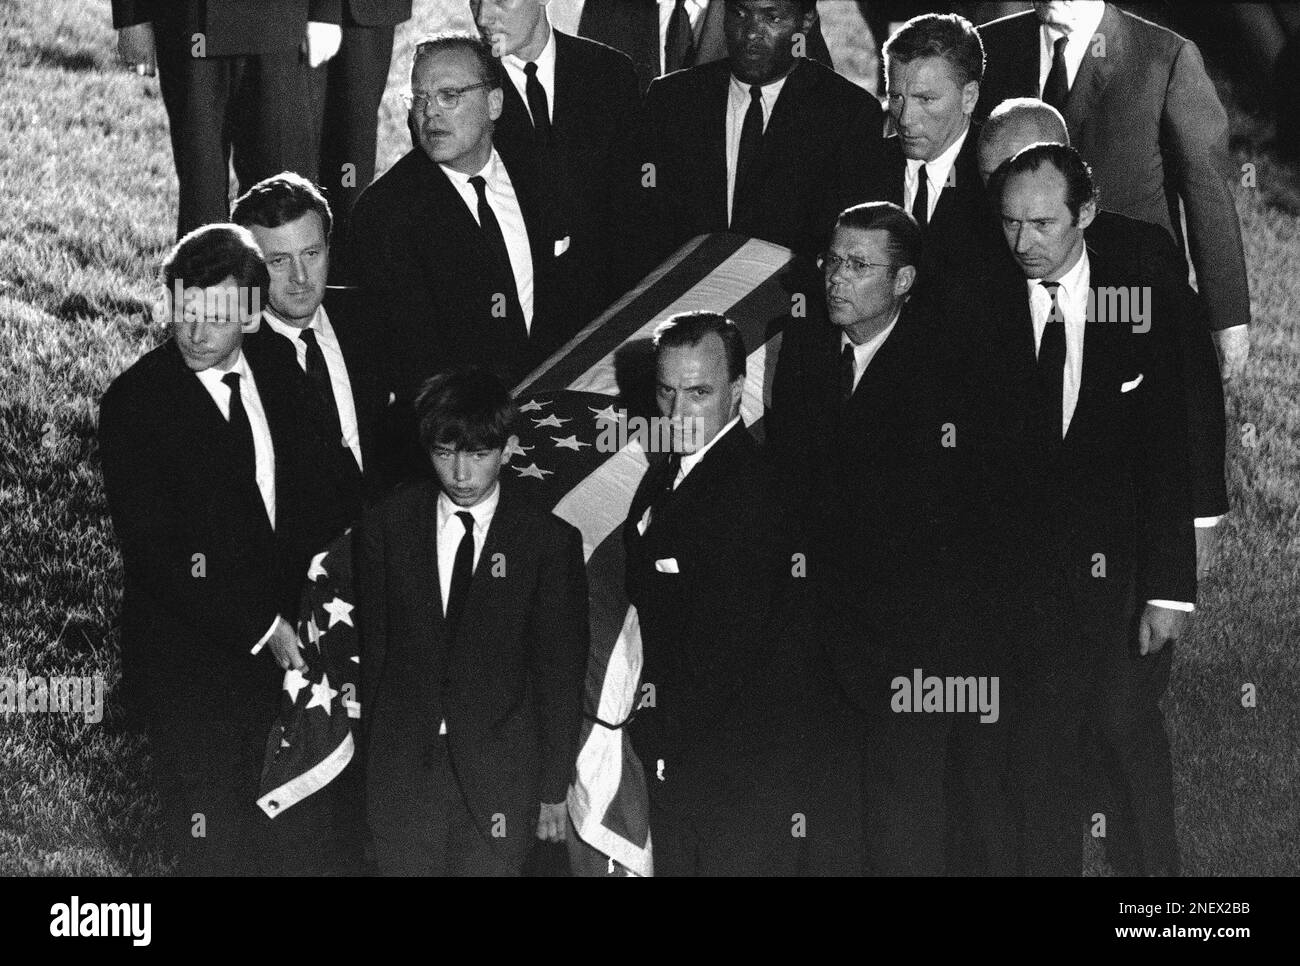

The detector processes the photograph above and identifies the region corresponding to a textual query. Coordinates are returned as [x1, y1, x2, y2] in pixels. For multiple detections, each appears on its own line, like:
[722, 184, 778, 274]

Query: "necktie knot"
[749, 84, 762, 104]
[839, 342, 856, 402]
[298, 327, 318, 347]
[1053, 35, 1068, 55]
[524, 61, 538, 78]
[455, 510, 475, 535]
[222, 371, 240, 393]
[469, 174, 488, 201]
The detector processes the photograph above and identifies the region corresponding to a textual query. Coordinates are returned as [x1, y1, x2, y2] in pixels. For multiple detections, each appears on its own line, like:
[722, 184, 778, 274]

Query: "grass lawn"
[0, 0, 1295, 876]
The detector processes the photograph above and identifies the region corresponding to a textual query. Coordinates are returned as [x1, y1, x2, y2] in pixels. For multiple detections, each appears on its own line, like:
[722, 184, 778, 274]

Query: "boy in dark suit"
[355, 368, 590, 876]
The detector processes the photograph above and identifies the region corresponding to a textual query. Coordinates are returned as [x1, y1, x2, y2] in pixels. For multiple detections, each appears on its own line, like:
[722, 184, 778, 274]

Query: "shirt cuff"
[251, 617, 280, 655]
[1147, 599, 1194, 613]
[1194, 516, 1223, 528]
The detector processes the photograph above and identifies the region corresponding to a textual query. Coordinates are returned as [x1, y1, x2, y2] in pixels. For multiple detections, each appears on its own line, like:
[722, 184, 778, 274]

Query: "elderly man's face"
[473, 0, 546, 59]
[823, 226, 912, 334]
[410, 46, 502, 174]
[655, 333, 743, 455]
[723, 0, 816, 86]
[999, 164, 1094, 281]
[888, 54, 978, 162]
[171, 275, 255, 371]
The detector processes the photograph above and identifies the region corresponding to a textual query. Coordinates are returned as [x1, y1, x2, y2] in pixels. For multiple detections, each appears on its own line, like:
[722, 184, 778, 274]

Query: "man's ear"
[488, 86, 504, 122]
[730, 376, 745, 416]
[894, 265, 918, 299]
[1077, 198, 1097, 231]
[961, 79, 980, 117]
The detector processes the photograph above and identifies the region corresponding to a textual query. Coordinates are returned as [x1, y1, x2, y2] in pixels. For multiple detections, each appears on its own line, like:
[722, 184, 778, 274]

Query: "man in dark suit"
[975, 1, 1251, 379]
[623, 311, 794, 876]
[233, 172, 392, 522]
[768, 201, 1009, 875]
[99, 225, 340, 874]
[473, 0, 642, 329]
[576, 0, 833, 94]
[347, 33, 557, 400]
[629, 0, 884, 280]
[309, 0, 412, 253]
[355, 368, 589, 876]
[977, 99, 1227, 877]
[112, 0, 338, 237]
[980, 144, 1197, 875]
[880, 13, 999, 311]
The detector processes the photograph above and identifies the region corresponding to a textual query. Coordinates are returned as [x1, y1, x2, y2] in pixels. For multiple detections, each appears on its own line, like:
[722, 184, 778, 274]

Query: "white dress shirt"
[637, 414, 742, 535]
[262, 305, 363, 473]
[659, 0, 708, 75]
[436, 484, 500, 615]
[1027, 250, 1193, 612]
[904, 122, 970, 224]
[1037, 1, 1107, 96]
[842, 310, 902, 394]
[1027, 247, 1089, 439]
[725, 72, 789, 221]
[194, 350, 275, 530]
[440, 148, 535, 331]
[502, 17, 557, 126]
[434, 483, 501, 735]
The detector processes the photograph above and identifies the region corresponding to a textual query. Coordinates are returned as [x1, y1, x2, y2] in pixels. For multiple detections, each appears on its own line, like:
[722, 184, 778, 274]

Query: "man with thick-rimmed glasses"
[345, 32, 557, 402]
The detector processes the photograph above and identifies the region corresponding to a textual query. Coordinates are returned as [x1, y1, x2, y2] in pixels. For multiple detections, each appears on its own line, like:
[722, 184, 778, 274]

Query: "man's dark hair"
[724, 0, 818, 14]
[995, 142, 1100, 222]
[883, 12, 985, 87]
[415, 367, 518, 454]
[161, 223, 268, 296]
[412, 31, 503, 91]
[652, 311, 747, 383]
[231, 172, 333, 242]
[834, 201, 922, 273]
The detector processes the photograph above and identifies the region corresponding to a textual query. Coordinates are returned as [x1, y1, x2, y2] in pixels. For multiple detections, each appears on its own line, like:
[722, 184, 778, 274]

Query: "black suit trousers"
[373, 735, 521, 877]
[310, 22, 396, 249]
[155, 30, 317, 237]
[1085, 638, 1178, 876]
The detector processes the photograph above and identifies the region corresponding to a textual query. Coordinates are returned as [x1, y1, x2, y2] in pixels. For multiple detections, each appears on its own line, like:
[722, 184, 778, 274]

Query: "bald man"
[977, 98, 1227, 877]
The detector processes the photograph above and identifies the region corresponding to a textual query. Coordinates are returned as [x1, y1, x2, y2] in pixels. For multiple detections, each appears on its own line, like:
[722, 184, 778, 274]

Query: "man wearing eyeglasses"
[346, 32, 555, 402]
[768, 201, 983, 875]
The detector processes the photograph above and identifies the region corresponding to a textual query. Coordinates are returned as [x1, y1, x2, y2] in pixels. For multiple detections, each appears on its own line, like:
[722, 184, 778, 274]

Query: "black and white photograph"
[1, 0, 1296, 943]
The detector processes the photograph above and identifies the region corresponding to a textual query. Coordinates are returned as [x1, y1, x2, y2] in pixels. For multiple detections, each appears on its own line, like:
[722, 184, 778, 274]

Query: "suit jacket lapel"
[703, 65, 732, 227]
[453, 484, 521, 650]
[1063, 2, 1123, 136]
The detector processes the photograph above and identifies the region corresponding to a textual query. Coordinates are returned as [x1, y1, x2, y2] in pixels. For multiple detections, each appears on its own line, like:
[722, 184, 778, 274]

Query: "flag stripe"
[519, 233, 749, 394]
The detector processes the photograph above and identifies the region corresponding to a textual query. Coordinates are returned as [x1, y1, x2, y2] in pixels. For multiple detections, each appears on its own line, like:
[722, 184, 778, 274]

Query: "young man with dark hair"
[99, 224, 339, 874]
[355, 367, 590, 876]
[233, 172, 392, 520]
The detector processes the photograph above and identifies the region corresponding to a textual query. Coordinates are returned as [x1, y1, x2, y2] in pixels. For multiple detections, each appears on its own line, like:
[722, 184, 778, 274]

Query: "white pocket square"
[1121, 374, 1144, 393]
[554, 235, 571, 257]
[654, 558, 680, 573]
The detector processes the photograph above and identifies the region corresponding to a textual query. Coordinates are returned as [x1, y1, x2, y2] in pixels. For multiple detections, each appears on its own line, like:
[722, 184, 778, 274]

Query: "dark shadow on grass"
[23, 42, 103, 73]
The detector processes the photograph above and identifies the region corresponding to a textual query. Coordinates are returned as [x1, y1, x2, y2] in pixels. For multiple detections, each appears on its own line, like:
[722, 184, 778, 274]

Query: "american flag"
[258, 232, 813, 877]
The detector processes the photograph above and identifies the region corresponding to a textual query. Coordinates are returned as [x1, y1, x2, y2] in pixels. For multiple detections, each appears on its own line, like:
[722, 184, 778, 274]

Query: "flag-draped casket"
[258, 233, 813, 877]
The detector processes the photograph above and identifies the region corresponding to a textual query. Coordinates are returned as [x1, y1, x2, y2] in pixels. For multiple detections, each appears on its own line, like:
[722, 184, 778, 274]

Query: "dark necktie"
[523, 61, 550, 152]
[1035, 281, 1067, 445]
[468, 174, 525, 337]
[1043, 35, 1070, 112]
[298, 328, 343, 448]
[647, 452, 681, 529]
[839, 343, 856, 403]
[445, 510, 476, 638]
[912, 163, 929, 229]
[221, 371, 255, 473]
[664, 0, 695, 74]
[732, 84, 764, 225]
